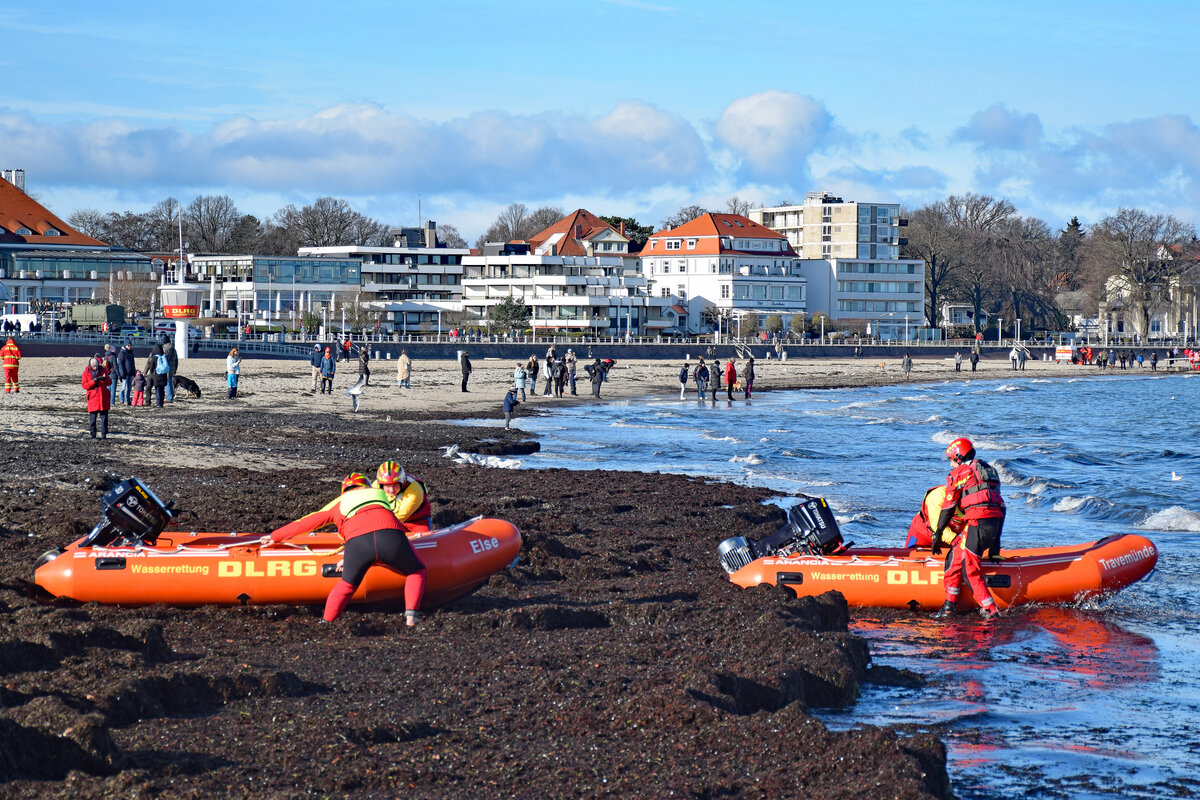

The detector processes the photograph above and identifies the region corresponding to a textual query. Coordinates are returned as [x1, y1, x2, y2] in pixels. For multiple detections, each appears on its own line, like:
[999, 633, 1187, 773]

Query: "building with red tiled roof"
[639, 213, 807, 336]
[0, 176, 107, 247]
[1, 175, 158, 313]
[527, 209, 632, 260]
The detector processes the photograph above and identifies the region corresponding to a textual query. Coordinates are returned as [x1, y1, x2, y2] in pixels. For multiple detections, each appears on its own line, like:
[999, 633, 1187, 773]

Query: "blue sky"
[2, 0, 1199, 240]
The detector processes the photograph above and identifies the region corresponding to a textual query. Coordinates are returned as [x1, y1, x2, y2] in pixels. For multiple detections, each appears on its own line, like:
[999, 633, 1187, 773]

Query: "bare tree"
[525, 206, 565, 237]
[275, 197, 388, 249]
[436, 224, 467, 249]
[185, 195, 241, 253]
[902, 202, 962, 329]
[475, 203, 565, 248]
[145, 198, 184, 252]
[67, 209, 107, 241]
[725, 196, 759, 217]
[1084, 208, 1196, 339]
[991, 216, 1057, 333]
[944, 194, 1019, 332]
[661, 205, 709, 230]
[106, 273, 158, 315]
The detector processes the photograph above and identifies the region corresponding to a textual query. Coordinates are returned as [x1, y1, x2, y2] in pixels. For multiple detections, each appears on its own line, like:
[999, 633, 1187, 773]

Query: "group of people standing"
[678, 356, 754, 401]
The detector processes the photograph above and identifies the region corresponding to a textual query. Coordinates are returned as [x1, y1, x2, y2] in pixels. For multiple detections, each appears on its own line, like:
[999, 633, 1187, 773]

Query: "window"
[665, 239, 681, 251]
[661, 287, 671, 298]
[16, 227, 32, 235]
[677, 260, 686, 273]
[661, 262, 670, 273]
[43, 228, 61, 236]
[721, 284, 730, 299]
[686, 238, 698, 250]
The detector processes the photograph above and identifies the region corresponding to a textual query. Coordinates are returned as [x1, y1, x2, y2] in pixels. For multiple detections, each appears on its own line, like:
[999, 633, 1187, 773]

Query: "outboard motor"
[718, 498, 848, 574]
[82, 478, 175, 547]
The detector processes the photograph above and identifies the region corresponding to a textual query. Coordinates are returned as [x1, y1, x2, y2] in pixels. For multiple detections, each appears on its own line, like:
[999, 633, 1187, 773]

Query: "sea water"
[491, 371, 1200, 799]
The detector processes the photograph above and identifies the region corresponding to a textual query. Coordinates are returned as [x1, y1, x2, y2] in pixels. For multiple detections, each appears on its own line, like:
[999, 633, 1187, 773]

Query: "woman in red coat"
[82, 355, 112, 439]
[724, 358, 737, 401]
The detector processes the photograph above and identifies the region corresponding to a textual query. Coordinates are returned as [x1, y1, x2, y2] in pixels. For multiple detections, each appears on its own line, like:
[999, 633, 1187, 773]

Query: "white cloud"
[713, 91, 833, 182]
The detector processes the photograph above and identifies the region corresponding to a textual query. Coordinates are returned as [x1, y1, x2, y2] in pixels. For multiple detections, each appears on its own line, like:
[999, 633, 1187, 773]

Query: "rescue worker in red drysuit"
[373, 460, 432, 533]
[262, 474, 426, 625]
[905, 485, 966, 548]
[1, 337, 21, 393]
[932, 437, 1005, 619]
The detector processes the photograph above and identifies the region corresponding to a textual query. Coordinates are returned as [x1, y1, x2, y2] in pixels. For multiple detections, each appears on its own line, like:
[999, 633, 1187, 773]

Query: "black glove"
[930, 531, 943, 555]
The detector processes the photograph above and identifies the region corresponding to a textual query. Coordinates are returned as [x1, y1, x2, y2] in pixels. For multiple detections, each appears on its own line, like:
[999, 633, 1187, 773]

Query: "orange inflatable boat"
[33, 478, 521, 610]
[718, 498, 1157, 611]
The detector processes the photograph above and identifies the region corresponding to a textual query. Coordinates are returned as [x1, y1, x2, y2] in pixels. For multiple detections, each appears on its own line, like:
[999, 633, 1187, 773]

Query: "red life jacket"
[946, 459, 1005, 521]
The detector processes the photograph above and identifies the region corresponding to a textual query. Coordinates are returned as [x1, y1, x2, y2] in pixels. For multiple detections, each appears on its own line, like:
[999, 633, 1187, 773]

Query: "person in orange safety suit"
[1, 337, 21, 393]
[932, 437, 1005, 619]
[261, 473, 426, 625]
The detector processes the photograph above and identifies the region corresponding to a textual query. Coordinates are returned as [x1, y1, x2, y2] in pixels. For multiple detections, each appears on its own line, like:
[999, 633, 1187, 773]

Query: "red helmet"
[341, 473, 370, 492]
[376, 460, 406, 486]
[945, 437, 975, 463]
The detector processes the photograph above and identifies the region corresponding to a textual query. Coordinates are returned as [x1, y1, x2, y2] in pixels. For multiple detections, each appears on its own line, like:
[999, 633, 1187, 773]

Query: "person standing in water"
[933, 437, 1005, 619]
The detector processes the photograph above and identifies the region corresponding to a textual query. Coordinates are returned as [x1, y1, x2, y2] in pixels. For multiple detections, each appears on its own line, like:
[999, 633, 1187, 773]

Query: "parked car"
[112, 324, 146, 338]
[153, 321, 199, 339]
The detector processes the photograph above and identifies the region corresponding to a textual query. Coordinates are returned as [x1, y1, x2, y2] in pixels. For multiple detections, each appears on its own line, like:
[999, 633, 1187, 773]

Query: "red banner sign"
[163, 305, 199, 319]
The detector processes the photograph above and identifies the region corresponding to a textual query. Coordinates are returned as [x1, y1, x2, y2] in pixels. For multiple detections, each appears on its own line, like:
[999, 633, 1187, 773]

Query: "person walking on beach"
[954, 352, 962, 372]
[565, 349, 578, 395]
[130, 370, 146, 407]
[503, 387, 520, 430]
[226, 347, 241, 399]
[527, 355, 540, 394]
[678, 362, 690, 399]
[1150, 350, 1158, 371]
[586, 359, 604, 398]
[1017, 348, 1027, 371]
[397, 350, 412, 389]
[262, 473, 426, 625]
[163, 338, 178, 403]
[744, 357, 755, 399]
[1, 337, 21, 393]
[694, 358, 709, 400]
[82, 355, 112, 439]
[117, 342, 136, 404]
[1008, 347, 1018, 370]
[512, 362, 527, 401]
[460, 351, 473, 392]
[357, 344, 371, 386]
[933, 437, 1005, 620]
[969, 351, 979, 372]
[901, 353, 913, 380]
[309, 344, 323, 391]
[724, 358, 737, 401]
[319, 346, 336, 394]
[144, 343, 169, 407]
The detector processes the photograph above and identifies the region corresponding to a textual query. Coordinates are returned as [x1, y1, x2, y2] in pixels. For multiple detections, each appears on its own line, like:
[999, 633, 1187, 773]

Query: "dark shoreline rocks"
[0, 407, 952, 798]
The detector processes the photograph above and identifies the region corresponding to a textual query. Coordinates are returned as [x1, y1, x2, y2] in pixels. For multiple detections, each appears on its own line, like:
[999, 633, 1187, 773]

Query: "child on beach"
[131, 370, 147, 406]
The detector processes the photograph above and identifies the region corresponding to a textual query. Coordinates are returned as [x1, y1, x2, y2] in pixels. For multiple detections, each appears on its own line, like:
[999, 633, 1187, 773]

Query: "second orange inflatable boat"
[718, 498, 1157, 611]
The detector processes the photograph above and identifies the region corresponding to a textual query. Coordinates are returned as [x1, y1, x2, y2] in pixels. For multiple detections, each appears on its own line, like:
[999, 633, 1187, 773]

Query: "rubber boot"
[933, 601, 955, 619]
[979, 605, 1000, 620]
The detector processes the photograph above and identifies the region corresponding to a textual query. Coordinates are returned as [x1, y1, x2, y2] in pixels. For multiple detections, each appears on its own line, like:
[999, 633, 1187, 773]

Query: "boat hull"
[34, 518, 521, 610]
[728, 534, 1157, 610]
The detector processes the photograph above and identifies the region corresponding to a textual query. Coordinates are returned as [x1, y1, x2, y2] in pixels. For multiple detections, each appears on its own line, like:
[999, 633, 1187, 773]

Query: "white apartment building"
[462, 242, 675, 336]
[752, 194, 925, 336]
[639, 213, 806, 335]
[299, 222, 469, 305]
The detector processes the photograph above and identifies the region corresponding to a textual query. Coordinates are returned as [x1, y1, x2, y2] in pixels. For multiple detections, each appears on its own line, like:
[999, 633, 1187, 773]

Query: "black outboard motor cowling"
[717, 498, 847, 574]
[83, 478, 175, 547]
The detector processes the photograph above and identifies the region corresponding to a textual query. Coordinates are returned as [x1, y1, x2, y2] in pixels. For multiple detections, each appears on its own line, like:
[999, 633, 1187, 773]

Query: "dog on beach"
[173, 375, 202, 399]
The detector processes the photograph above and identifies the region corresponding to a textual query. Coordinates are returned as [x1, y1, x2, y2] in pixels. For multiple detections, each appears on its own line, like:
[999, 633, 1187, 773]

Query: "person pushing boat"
[261, 473, 426, 625]
[932, 437, 1005, 619]
[373, 460, 432, 533]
